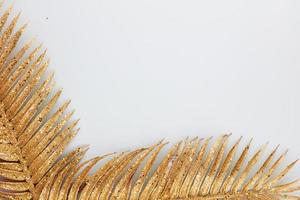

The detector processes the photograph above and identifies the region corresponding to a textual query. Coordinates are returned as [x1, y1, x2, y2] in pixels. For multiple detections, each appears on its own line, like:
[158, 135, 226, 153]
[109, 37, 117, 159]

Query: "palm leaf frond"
[0, 3, 87, 199]
[0, 3, 298, 200]
[42, 136, 299, 200]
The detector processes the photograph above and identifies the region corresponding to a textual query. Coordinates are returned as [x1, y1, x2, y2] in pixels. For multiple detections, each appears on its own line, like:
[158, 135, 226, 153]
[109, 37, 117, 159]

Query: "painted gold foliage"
[0, 2, 298, 200]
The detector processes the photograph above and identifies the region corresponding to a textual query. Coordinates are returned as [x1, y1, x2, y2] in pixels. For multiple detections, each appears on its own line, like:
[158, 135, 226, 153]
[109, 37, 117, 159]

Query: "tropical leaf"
[0, 2, 298, 200]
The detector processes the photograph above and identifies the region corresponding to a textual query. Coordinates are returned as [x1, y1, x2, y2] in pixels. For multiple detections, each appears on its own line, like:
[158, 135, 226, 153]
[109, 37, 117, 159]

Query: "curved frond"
[0, 3, 87, 199]
[40, 136, 299, 200]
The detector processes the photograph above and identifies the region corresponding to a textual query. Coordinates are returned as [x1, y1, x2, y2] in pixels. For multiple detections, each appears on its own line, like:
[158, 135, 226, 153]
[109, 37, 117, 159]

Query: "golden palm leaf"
[0, 3, 298, 200]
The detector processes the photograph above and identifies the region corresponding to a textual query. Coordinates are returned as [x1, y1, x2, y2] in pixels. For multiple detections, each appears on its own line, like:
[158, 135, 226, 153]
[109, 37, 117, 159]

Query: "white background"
[11, 0, 300, 174]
